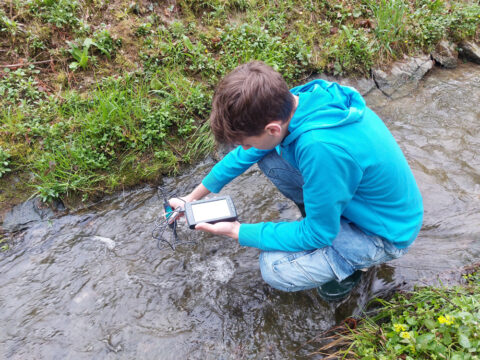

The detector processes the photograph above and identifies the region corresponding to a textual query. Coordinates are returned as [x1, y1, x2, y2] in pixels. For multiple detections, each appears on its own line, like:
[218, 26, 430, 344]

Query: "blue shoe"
[317, 270, 363, 302]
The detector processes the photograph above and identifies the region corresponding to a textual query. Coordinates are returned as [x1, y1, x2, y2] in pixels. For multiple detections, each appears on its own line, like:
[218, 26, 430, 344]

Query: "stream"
[1, 63, 479, 359]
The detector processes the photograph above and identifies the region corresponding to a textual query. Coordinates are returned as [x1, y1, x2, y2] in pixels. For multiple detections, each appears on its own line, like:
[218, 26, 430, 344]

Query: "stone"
[1, 197, 65, 232]
[432, 40, 458, 68]
[372, 55, 434, 99]
[459, 41, 480, 64]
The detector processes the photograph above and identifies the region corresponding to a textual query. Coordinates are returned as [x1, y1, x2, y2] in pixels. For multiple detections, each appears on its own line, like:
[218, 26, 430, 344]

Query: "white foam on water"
[190, 254, 235, 284]
[91, 235, 116, 250]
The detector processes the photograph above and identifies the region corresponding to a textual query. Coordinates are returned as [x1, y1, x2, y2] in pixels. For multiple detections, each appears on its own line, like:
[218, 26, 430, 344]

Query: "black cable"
[152, 187, 194, 251]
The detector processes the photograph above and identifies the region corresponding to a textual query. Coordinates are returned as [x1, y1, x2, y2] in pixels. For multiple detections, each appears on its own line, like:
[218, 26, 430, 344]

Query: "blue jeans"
[257, 151, 409, 292]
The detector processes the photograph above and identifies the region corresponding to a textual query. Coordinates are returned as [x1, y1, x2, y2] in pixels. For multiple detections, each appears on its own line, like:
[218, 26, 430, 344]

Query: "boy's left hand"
[195, 221, 241, 240]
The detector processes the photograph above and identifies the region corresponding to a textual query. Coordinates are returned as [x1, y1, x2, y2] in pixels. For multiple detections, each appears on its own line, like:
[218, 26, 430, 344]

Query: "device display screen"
[191, 199, 231, 222]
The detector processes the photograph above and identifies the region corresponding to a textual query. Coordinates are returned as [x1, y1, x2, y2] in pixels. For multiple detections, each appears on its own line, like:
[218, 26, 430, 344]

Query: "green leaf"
[182, 35, 194, 51]
[416, 333, 435, 351]
[451, 353, 464, 360]
[83, 37, 95, 49]
[150, 78, 162, 91]
[423, 318, 436, 330]
[406, 316, 416, 325]
[442, 331, 452, 345]
[458, 333, 471, 349]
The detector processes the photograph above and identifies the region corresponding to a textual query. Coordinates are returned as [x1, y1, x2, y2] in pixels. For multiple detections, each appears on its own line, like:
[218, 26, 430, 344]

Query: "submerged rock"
[432, 40, 458, 68]
[372, 55, 434, 99]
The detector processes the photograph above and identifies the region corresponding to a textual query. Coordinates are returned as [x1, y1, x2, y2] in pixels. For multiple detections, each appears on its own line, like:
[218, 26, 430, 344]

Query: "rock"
[1, 197, 65, 232]
[459, 41, 480, 64]
[372, 55, 434, 99]
[432, 40, 458, 68]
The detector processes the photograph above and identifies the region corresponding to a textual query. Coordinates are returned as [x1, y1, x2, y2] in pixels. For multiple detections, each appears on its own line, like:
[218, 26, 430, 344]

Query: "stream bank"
[1, 62, 480, 359]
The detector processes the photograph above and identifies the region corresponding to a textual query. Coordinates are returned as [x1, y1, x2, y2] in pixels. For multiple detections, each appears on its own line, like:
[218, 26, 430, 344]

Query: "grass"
[311, 266, 480, 359]
[0, 0, 479, 203]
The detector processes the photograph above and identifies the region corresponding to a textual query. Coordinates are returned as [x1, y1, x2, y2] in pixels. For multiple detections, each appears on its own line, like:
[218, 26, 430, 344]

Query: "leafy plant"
[0, 147, 11, 177]
[135, 22, 152, 37]
[29, 0, 80, 29]
[323, 271, 480, 359]
[325, 26, 375, 76]
[92, 28, 121, 59]
[0, 68, 44, 107]
[68, 38, 95, 70]
[448, 2, 480, 42]
[0, 8, 19, 35]
[218, 22, 311, 81]
[0, 236, 9, 252]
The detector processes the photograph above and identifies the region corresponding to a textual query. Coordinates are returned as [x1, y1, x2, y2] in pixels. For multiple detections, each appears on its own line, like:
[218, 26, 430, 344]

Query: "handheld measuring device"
[184, 196, 237, 229]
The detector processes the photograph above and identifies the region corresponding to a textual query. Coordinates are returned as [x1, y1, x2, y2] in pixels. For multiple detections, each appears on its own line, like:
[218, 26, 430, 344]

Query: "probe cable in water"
[152, 187, 192, 251]
[152, 189, 238, 251]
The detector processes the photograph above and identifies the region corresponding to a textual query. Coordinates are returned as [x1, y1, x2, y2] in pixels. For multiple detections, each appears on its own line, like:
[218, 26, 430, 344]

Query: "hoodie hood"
[282, 79, 366, 146]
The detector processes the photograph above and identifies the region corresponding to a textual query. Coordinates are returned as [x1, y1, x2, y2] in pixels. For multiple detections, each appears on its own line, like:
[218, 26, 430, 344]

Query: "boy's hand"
[165, 196, 190, 223]
[195, 221, 241, 240]
[168, 196, 189, 210]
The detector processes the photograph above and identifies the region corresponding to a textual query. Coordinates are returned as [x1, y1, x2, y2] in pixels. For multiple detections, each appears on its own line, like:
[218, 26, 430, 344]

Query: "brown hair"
[210, 61, 295, 144]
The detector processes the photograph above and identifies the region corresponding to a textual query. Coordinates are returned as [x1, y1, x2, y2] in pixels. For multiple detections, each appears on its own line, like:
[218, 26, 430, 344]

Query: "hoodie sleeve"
[238, 140, 363, 251]
[202, 146, 272, 193]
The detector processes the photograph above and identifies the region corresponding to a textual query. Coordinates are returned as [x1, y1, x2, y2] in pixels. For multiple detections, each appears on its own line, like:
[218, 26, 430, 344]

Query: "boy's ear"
[264, 121, 283, 136]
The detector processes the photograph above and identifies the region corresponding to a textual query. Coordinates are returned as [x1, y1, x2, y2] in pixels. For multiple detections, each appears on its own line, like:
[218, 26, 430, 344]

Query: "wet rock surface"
[459, 40, 480, 64]
[2, 197, 65, 233]
[432, 40, 458, 69]
[372, 55, 435, 99]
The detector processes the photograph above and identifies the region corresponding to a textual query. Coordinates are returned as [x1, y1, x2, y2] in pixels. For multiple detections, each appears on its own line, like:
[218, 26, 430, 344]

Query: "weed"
[369, 0, 407, 56]
[325, 272, 480, 359]
[1, 0, 479, 204]
[0, 236, 9, 252]
[0, 147, 11, 177]
[28, 0, 80, 29]
[0, 68, 44, 107]
[92, 28, 122, 59]
[448, 2, 480, 42]
[325, 25, 375, 76]
[68, 31, 120, 70]
[0, 8, 19, 35]
[218, 22, 311, 81]
[135, 22, 152, 37]
[68, 38, 95, 70]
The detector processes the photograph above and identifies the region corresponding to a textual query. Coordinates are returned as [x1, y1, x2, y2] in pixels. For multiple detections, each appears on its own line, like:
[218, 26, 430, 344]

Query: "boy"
[169, 61, 423, 300]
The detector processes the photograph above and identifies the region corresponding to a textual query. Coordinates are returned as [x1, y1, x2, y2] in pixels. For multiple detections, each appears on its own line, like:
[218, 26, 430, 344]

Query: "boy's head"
[210, 61, 295, 145]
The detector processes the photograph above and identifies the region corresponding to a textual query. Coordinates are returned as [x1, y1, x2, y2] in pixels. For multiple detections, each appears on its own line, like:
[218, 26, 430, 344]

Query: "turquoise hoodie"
[202, 80, 423, 252]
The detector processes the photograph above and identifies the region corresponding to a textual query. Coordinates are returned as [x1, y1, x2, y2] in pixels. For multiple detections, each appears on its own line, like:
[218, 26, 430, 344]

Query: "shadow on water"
[1, 63, 480, 359]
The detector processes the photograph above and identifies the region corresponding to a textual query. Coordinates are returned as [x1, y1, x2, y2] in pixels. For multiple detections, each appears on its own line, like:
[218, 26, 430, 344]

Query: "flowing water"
[1, 63, 479, 359]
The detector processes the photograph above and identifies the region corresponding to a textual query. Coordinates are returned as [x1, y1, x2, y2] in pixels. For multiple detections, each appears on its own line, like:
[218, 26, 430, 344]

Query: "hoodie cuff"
[238, 223, 262, 248]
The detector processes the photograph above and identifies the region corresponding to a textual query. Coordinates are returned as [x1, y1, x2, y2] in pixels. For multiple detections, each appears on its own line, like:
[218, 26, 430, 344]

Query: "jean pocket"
[269, 249, 331, 289]
[270, 249, 317, 269]
[369, 237, 407, 265]
[323, 247, 356, 281]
